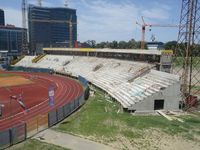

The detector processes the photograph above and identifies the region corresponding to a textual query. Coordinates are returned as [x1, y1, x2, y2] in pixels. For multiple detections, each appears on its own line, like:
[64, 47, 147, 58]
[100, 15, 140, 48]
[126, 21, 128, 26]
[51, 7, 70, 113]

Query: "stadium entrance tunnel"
[154, 99, 165, 110]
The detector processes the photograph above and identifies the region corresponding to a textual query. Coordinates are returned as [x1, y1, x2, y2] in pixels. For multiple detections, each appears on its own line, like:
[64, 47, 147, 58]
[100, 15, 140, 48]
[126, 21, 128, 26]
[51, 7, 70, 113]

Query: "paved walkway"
[33, 129, 115, 150]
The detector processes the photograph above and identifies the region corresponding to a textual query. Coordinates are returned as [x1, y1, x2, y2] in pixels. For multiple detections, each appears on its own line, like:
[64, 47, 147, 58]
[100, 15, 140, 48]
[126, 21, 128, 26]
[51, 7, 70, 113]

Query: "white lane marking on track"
[56, 83, 59, 87]
[0, 74, 83, 128]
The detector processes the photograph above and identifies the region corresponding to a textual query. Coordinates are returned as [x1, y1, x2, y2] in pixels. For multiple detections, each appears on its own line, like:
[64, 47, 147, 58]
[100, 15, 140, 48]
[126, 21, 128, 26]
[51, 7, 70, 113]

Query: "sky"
[0, 0, 182, 43]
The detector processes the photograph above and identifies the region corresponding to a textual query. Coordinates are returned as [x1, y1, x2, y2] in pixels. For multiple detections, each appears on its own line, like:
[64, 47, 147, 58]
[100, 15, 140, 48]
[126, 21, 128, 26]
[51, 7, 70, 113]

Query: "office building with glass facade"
[28, 5, 77, 54]
[0, 9, 5, 26]
[0, 26, 27, 56]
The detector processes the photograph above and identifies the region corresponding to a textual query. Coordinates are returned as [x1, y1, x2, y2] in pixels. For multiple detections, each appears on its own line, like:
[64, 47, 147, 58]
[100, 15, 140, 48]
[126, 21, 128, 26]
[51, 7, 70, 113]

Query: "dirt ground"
[111, 129, 200, 150]
[0, 76, 33, 87]
[77, 129, 200, 150]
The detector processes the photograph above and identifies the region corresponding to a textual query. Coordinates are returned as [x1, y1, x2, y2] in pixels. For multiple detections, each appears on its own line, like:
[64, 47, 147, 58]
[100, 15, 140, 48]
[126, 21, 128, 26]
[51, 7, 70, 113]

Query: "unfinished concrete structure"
[43, 48, 173, 73]
[15, 53, 181, 113]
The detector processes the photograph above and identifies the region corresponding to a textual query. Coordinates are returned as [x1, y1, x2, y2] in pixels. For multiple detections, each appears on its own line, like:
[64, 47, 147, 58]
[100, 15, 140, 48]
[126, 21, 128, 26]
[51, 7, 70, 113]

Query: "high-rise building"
[28, 5, 77, 54]
[0, 25, 27, 56]
[0, 9, 5, 26]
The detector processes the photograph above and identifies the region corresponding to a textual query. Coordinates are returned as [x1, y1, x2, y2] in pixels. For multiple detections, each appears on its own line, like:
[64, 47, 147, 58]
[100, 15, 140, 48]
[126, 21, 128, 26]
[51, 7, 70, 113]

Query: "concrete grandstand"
[43, 48, 173, 73]
[15, 52, 181, 113]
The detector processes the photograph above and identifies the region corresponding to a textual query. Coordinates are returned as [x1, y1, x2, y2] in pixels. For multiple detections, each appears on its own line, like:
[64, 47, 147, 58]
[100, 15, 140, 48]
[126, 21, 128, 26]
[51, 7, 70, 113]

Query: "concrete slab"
[33, 129, 115, 150]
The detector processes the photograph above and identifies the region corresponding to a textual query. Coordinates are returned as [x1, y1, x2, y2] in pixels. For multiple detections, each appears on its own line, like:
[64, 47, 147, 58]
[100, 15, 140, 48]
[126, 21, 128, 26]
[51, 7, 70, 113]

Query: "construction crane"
[21, 0, 28, 54]
[69, 15, 73, 48]
[22, 0, 27, 29]
[136, 16, 179, 49]
[64, 0, 68, 7]
[63, 0, 75, 48]
[38, 0, 42, 7]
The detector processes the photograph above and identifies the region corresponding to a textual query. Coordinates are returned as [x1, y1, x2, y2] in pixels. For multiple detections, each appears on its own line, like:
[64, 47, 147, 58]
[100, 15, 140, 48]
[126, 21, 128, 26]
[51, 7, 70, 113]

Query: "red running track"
[0, 72, 84, 131]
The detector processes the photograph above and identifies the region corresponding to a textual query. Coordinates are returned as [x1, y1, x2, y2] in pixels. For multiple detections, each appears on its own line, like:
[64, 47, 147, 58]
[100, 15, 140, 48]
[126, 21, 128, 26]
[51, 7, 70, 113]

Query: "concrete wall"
[132, 82, 181, 113]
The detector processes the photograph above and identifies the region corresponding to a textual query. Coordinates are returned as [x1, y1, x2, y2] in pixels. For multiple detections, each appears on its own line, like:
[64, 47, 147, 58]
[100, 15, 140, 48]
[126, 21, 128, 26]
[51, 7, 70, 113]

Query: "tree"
[109, 41, 118, 48]
[164, 41, 177, 50]
[118, 41, 127, 49]
[127, 39, 140, 49]
[86, 40, 96, 48]
[85, 38, 144, 49]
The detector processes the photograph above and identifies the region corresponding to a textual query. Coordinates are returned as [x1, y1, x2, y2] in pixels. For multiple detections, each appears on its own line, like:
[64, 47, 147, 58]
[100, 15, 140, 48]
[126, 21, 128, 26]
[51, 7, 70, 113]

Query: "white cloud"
[2, 0, 173, 42]
[75, 0, 171, 42]
[142, 8, 169, 20]
[77, 0, 140, 42]
[28, 0, 56, 7]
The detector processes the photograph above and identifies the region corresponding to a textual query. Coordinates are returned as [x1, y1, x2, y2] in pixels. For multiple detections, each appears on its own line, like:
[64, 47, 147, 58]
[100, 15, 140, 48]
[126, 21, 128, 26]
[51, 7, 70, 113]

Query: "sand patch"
[0, 76, 33, 87]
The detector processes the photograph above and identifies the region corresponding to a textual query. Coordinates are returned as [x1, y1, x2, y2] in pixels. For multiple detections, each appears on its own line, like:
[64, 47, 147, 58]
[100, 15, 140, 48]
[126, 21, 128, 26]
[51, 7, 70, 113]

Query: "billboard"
[48, 86, 55, 107]
[78, 75, 88, 87]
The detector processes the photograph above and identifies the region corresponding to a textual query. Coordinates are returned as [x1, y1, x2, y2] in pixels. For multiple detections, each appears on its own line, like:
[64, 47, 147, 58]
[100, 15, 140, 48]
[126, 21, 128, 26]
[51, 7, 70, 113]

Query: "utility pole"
[173, 0, 200, 105]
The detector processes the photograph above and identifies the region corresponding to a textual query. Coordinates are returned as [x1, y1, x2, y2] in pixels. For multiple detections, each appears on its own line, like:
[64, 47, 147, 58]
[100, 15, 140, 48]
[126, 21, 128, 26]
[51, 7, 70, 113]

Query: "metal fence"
[0, 123, 26, 149]
[0, 129, 10, 149]
[7, 66, 54, 73]
[26, 114, 48, 138]
[0, 90, 86, 149]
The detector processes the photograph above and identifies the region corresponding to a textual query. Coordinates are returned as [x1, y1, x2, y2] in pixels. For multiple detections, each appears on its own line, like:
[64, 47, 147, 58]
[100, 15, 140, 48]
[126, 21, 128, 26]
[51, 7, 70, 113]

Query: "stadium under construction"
[0, 0, 200, 149]
[15, 48, 181, 113]
[1, 0, 199, 115]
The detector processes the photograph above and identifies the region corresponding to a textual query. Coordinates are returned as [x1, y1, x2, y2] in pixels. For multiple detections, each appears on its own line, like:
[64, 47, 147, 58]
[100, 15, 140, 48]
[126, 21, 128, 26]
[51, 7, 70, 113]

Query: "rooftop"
[43, 48, 162, 55]
[29, 4, 76, 11]
[0, 25, 26, 30]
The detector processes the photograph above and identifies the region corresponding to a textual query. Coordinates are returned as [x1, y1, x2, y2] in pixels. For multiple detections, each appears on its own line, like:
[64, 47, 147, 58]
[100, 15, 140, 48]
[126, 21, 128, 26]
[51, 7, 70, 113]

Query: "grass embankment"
[9, 139, 70, 150]
[54, 89, 200, 149]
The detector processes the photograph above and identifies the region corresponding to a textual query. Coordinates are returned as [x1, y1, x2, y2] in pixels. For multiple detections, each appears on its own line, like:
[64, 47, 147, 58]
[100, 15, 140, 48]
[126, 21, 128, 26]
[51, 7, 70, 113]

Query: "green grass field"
[193, 86, 200, 90]
[173, 57, 200, 68]
[9, 139, 70, 150]
[0, 74, 16, 77]
[55, 89, 200, 146]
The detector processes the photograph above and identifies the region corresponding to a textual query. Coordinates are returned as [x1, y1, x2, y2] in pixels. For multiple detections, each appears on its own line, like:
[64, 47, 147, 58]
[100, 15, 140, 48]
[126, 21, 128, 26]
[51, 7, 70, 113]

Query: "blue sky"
[0, 0, 182, 43]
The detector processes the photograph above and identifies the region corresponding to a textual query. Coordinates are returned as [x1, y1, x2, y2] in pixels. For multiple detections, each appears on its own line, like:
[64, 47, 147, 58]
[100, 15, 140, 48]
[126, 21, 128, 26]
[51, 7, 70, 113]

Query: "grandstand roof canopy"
[43, 48, 162, 56]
